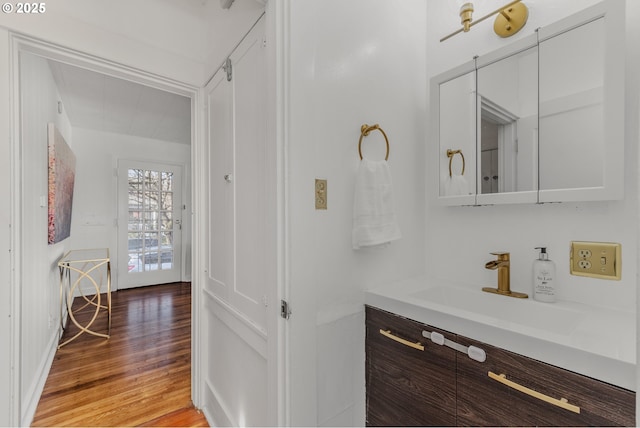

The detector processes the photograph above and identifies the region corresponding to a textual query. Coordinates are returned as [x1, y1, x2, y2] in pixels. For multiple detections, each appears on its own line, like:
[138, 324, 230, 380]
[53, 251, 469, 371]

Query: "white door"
[118, 160, 183, 288]
[200, 16, 278, 426]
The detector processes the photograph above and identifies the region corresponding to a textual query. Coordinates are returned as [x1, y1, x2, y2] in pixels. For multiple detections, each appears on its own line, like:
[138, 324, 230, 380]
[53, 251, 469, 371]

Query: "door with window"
[118, 160, 183, 288]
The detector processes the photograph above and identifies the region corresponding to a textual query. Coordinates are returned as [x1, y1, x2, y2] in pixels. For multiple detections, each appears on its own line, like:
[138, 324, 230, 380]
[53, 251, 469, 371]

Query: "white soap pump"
[533, 247, 556, 303]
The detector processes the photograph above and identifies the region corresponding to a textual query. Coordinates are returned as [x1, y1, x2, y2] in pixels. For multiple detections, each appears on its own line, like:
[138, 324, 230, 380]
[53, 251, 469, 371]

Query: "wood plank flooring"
[32, 282, 208, 427]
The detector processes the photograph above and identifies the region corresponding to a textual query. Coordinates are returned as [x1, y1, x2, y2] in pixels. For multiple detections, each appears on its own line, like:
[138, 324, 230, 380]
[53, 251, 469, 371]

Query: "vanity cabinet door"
[456, 335, 635, 427]
[365, 306, 457, 426]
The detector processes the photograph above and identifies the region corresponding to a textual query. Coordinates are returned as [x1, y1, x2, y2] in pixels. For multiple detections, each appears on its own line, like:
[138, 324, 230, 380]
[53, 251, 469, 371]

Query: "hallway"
[31, 283, 207, 427]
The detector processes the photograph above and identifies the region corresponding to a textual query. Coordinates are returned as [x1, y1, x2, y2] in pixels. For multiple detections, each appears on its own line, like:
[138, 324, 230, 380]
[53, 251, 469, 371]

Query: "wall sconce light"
[441, 0, 529, 42]
[459, 3, 474, 32]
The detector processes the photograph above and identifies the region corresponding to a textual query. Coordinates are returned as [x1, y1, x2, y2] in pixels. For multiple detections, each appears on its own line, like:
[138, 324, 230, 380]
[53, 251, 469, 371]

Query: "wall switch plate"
[570, 241, 621, 280]
[315, 179, 327, 210]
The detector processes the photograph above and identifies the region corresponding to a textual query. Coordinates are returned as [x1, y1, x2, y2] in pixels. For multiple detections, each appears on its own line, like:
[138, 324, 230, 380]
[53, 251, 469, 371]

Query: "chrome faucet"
[482, 252, 528, 298]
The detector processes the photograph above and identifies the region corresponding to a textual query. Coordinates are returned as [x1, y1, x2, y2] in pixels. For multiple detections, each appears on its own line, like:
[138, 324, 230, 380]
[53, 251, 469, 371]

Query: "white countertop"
[365, 276, 636, 391]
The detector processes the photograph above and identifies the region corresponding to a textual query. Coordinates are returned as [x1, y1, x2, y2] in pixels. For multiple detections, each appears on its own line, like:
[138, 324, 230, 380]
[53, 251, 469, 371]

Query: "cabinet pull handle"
[379, 329, 424, 351]
[488, 371, 581, 414]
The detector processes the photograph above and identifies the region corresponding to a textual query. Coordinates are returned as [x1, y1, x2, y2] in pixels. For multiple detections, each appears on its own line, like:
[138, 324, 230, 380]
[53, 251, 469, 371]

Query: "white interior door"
[200, 16, 278, 426]
[118, 159, 183, 288]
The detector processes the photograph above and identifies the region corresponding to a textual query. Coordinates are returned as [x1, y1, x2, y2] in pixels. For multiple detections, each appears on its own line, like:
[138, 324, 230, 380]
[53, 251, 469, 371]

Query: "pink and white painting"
[48, 123, 76, 245]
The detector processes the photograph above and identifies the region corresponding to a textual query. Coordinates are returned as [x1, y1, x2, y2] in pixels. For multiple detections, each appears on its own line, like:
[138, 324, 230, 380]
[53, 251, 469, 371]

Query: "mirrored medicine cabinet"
[432, 0, 624, 206]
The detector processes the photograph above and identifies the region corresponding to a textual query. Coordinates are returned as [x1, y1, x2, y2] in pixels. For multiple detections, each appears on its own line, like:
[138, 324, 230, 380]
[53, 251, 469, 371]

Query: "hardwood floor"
[32, 282, 208, 427]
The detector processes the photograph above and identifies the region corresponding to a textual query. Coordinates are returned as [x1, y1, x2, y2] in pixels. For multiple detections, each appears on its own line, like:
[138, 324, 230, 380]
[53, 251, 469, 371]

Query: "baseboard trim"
[21, 329, 59, 427]
[203, 379, 235, 427]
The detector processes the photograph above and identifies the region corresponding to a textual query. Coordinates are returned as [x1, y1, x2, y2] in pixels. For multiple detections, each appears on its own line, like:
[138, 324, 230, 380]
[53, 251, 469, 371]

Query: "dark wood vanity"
[366, 305, 457, 426]
[365, 305, 635, 427]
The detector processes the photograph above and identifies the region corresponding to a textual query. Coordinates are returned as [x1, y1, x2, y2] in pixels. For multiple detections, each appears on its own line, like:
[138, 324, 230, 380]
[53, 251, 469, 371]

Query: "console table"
[57, 248, 111, 348]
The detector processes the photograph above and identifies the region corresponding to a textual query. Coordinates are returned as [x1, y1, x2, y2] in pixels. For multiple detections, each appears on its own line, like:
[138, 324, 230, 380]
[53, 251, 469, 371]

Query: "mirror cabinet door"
[476, 45, 538, 205]
[437, 68, 476, 205]
[539, 19, 604, 196]
[538, 1, 624, 202]
[433, 1, 623, 206]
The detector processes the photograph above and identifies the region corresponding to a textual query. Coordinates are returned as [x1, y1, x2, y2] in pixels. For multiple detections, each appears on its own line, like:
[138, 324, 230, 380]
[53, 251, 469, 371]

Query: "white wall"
[426, 0, 639, 311]
[19, 52, 73, 426]
[68, 128, 192, 291]
[284, 1, 427, 425]
[0, 0, 208, 85]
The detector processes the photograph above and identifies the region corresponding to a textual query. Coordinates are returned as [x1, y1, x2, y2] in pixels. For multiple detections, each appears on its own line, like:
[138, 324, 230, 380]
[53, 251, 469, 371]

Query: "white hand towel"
[352, 158, 401, 249]
[443, 174, 469, 196]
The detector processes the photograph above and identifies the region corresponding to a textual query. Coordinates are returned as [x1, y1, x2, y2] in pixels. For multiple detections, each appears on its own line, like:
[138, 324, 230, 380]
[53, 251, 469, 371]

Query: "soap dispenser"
[533, 247, 556, 303]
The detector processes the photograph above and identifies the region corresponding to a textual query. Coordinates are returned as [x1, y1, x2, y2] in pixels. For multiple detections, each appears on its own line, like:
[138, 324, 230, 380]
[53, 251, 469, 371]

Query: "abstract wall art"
[48, 123, 76, 245]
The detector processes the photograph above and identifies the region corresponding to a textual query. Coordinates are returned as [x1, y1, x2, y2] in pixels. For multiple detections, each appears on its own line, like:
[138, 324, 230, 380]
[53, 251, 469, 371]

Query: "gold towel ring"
[447, 149, 465, 177]
[358, 124, 390, 160]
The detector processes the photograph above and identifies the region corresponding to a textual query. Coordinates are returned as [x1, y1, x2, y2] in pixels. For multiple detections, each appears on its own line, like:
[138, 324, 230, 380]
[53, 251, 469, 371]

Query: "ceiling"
[48, 60, 192, 145]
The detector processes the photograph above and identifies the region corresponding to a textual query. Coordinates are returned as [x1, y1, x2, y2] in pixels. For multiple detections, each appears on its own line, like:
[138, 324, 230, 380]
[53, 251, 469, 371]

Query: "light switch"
[315, 179, 327, 210]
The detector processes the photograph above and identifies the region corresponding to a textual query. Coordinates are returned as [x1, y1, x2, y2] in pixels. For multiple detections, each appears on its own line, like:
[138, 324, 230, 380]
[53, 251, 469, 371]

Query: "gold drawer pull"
[379, 329, 424, 351]
[488, 371, 581, 414]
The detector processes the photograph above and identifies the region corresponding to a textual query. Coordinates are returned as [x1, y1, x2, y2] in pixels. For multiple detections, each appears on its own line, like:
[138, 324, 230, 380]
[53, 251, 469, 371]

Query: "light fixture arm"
[441, 0, 528, 42]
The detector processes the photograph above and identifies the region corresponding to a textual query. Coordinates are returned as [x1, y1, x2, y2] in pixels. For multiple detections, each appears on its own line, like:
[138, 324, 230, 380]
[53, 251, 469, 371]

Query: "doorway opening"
[11, 35, 200, 426]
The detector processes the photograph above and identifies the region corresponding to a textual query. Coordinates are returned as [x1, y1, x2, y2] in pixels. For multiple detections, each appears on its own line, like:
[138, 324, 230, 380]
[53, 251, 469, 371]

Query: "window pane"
[143, 253, 159, 271]
[160, 211, 172, 231]
[144, 170, 159, 191]
[128, 191, 142, 210]
[145, 191, 160, 211]
[159, 231, 173, 270]
[128, 233, 142, 252]
[143, 212, 157, 231]
[127, 253, 142, 273]
[161, 231, 173, 246]
[161, 192, 173, 211]
[144, 232, 159, 248]
[128, 169, 143, 190]
[159, 251, 173, 270]
[128, 218, 142, 232]
[161, 172, 173, 191]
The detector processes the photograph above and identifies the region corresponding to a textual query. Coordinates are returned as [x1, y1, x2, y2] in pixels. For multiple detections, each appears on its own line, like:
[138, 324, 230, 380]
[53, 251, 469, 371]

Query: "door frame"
[8, 33, 203, 426]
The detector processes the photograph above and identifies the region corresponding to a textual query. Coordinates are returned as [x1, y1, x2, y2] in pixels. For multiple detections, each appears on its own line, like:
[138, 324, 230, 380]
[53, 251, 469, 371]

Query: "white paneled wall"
[19, 52, 73, 426]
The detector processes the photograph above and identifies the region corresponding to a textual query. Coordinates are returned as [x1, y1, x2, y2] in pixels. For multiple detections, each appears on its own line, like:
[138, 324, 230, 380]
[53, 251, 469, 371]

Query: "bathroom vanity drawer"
[456, 335, 635, 427]
[365, 306, 457, 426]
